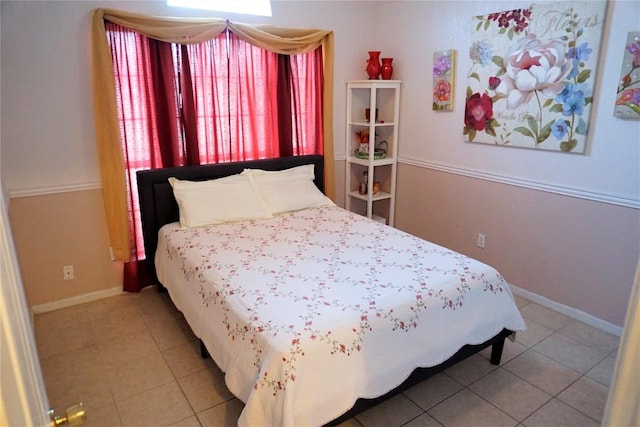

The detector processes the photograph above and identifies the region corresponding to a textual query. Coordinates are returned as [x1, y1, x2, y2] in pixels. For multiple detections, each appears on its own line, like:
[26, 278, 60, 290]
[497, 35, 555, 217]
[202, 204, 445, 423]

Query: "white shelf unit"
[345, 80, 401, 226]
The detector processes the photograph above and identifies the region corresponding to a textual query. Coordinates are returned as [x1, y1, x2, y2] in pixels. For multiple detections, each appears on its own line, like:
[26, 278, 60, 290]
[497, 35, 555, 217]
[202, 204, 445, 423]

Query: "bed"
[137, 154, 526, 426]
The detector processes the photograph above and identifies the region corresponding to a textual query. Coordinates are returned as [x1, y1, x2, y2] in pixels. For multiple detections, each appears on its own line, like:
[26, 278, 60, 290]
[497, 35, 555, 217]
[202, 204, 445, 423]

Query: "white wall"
[376, 0, 639, 208]
[0, 0, 376, 191]
[6, 0, 635, 204]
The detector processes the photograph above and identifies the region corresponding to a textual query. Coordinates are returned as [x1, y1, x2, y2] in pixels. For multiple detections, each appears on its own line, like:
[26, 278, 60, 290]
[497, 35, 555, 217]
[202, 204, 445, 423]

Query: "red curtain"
[277, 49, 324, 157]
[107, 24, 185, 291]
[106, 23, 323, 292]
[290, 48, 325, 156]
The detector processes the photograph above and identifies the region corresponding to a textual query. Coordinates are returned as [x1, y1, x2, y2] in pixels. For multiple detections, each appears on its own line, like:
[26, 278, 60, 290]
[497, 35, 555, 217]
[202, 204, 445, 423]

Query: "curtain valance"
[91, 8, 335, 261]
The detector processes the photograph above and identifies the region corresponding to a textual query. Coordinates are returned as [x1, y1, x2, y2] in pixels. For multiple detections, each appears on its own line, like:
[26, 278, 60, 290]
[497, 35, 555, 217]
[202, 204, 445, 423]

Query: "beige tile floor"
[34, 287, 619, 426]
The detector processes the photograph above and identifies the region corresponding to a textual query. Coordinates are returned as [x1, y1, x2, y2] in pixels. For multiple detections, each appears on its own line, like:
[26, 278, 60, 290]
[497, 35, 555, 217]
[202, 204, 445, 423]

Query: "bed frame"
[136, 154, 512, 425]
[137, 155, 325, 282]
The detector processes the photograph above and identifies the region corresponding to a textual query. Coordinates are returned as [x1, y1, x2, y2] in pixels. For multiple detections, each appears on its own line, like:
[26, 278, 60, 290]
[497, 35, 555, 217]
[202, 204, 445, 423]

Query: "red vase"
[365, 51, 381, 80]
[381, 58, 394, 80]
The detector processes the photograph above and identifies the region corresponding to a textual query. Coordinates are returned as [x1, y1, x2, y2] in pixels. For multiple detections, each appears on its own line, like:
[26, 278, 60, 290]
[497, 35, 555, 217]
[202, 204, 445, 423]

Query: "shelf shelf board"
[347, 157, 395, 166]
[347, 80, 402, 87]
[348, 190, 392, 201]
[348, 121, 396, 127]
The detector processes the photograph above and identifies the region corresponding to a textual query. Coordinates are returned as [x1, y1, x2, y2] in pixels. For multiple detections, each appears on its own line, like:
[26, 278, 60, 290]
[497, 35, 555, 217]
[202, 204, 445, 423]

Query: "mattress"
[155, 205, 526, 426]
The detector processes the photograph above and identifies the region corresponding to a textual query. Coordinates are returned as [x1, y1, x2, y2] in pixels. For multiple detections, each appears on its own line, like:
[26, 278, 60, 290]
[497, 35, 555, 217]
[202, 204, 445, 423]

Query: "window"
[167, 0, 272, 17]
[106, 23, 323, 260]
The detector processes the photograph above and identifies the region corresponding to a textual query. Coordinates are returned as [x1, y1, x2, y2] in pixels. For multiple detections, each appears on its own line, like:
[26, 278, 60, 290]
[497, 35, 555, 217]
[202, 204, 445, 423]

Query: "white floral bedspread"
[156, 206, 526, 426]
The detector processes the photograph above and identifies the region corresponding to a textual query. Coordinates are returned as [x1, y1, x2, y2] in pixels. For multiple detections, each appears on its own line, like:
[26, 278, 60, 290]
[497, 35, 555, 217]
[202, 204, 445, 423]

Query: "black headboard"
[136, 155, 325, 281]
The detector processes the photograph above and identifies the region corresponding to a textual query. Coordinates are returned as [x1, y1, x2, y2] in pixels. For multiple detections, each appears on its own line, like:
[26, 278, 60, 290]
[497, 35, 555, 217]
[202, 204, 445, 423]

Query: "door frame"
[1, 187, 50, 426]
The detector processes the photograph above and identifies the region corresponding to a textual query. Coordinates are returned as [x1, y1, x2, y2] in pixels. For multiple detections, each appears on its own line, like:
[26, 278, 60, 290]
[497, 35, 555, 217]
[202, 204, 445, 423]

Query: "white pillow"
[168, 174, 272, 228]
[243, 164, 334, 215]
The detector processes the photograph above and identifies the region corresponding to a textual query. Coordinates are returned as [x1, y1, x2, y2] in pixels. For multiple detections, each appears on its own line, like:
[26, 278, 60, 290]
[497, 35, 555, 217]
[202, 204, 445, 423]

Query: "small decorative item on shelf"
[381, 58, 394, 80]
[359, 181, 367, 195]
[365, 108, 378, 122]
[366, 51, 382, 79]
[372, 181, 381, 195]
[359, 171, 368, 195]
[357, 143, 370, 155]
[355, 129, 370, 144]
[355, 138, 387, 160]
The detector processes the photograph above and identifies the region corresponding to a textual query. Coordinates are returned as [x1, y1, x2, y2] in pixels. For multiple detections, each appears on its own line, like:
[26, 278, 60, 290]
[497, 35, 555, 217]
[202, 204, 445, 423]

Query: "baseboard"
[509, 284, 623, 337]
[31, 287, 124, 315]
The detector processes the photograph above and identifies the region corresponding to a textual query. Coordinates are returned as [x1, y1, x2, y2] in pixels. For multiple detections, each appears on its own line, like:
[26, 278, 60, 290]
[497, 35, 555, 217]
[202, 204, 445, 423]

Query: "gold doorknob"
[49, 402, 85, 426]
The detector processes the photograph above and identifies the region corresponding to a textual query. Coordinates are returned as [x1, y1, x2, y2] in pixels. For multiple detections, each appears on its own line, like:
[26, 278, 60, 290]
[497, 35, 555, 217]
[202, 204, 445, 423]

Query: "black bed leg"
[200, 340, 210, 359]
[490, 336, 506, 365]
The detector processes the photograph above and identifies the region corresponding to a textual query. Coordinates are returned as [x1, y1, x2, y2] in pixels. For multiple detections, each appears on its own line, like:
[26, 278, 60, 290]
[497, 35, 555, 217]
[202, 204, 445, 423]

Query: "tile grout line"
[507, 346, 606, 424]
[36, 293, 614, 427]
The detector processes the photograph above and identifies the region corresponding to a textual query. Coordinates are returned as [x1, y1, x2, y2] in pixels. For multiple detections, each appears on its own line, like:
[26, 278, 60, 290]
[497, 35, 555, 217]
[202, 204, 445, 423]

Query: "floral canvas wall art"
[433, 50, 455, 111]
[463, 2, 607, 153]
[614, 31, 640, 120]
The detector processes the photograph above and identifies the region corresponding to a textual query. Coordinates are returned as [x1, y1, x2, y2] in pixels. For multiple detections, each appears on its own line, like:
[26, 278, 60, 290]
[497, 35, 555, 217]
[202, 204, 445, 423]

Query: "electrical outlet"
[63, 265, 74, 281]
[476, 233, 486, 249]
